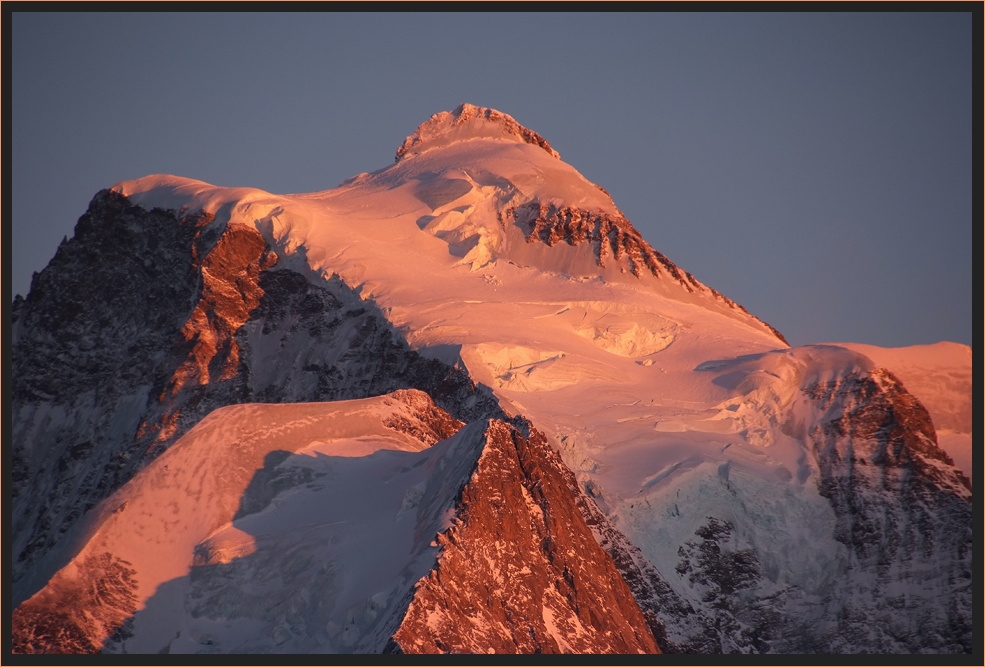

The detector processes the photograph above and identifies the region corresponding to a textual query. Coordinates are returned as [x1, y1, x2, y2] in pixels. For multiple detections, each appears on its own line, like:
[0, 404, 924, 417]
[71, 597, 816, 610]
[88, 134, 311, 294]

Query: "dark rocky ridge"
[12, 191, 220, 591]
[11, 190, 504, 599]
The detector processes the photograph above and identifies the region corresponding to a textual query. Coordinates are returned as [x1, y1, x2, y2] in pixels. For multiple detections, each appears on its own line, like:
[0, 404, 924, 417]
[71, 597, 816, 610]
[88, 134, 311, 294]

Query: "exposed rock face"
[12, 191, 221, 589]
[510, 201, 788, 345]
[234, 268, 501, 424]
[808, 368, 970, 497]
[136, 220, 277, 452]
[11, 192, 502, 600]
[805, 368, 972, 653]
[392, 421, 659, 654]
[381, 390, 465, 446]
[672, 518, 781, 653]
[11, 104, 969, 655]
[157, 222, 276, 399]
[515, 201, 694, 284]
[13, 552, 139, 654]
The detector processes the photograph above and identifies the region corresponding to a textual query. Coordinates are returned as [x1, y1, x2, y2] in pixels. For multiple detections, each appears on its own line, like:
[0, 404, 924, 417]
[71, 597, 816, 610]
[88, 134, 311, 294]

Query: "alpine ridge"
[11, 105, 972, 654]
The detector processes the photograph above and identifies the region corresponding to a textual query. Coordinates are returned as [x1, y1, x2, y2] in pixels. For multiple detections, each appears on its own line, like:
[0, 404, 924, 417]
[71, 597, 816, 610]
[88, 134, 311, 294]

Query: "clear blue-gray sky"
[10, 12, 973, 348]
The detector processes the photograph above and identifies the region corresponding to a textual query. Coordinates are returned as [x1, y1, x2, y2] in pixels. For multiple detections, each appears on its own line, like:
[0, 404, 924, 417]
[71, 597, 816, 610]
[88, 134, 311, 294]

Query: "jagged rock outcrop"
[381, 390, 466, 446]
[12, 552, 140, 654]
[11, 103, 970, 656]
[805, 368, 972, 653]
[510, 201, 788, 344]
[514, 201, 695, 285]
[11, 191, 502, 600]
[603, 361, 973, 655]
[391, 421, 659, 654]
[12, 191, 221, 590]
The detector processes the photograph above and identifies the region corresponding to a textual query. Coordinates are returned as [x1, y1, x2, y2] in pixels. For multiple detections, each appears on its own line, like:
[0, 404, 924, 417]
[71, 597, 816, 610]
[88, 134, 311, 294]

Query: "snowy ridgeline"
[13, 393, 658, 654]
[11, 104, 972, 654]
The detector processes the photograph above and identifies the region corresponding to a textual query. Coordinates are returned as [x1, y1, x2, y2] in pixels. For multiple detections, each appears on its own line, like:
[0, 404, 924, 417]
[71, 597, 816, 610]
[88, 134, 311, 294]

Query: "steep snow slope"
[13, 104, 971, 653]
[14, 391, 463, 653]
[115, 105, 785, 346]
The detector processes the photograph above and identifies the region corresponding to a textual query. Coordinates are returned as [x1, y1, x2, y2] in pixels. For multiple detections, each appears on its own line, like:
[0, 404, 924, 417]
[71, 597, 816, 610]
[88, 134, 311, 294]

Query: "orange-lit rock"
[165, 223, 276, 396]
[392, 421, 659, 654]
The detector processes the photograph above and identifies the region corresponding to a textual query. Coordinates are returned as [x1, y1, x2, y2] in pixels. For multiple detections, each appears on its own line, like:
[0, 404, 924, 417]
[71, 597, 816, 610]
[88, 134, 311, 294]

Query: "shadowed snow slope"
[14, 391, 464, 653]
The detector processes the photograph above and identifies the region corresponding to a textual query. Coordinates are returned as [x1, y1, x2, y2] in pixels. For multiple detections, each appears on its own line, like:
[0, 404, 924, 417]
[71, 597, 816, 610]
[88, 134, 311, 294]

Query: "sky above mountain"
[10, 12, 972, 348]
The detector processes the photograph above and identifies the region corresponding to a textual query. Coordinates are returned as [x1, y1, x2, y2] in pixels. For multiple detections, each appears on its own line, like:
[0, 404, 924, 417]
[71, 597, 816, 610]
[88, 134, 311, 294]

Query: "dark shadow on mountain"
[692, 352, 770, 374]
[710, 370, 753, 391]
[444, 234, 480, 259]
[239, 237, 504, 426]
[98, 432, 482, 655]
[413, 343, 463, 369]
[233, 450, 312, 521]
[413, 175, 473, 210]
[692, 353, 772, 391]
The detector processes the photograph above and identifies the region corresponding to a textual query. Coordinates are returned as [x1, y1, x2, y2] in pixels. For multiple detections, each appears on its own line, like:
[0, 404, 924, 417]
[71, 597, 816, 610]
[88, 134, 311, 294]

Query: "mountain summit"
[396, 103, 561, 162]
[12, 106, 972, 654]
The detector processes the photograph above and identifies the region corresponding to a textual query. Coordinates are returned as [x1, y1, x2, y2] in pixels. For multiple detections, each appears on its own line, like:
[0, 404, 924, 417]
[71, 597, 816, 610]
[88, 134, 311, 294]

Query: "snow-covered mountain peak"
[12, 105, 973, 654]
[395, 103, 561, 163]
[110, 107, 789, 356]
